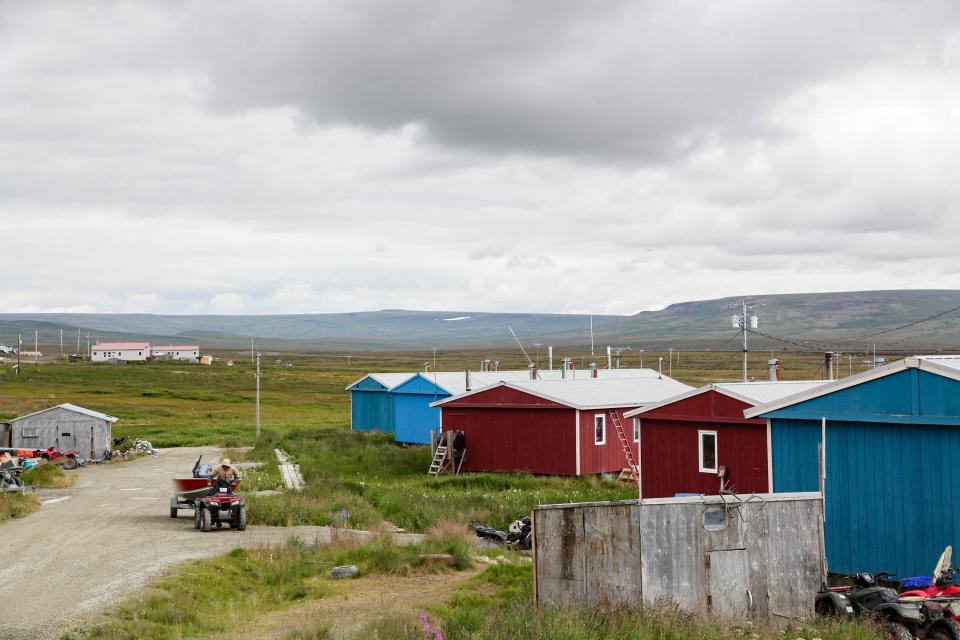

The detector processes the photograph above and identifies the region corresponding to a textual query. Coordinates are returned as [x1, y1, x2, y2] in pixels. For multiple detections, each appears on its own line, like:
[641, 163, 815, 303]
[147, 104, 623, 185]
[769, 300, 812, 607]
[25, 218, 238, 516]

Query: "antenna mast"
[728, 298, 762, 382]
[508, 326, 533, 365]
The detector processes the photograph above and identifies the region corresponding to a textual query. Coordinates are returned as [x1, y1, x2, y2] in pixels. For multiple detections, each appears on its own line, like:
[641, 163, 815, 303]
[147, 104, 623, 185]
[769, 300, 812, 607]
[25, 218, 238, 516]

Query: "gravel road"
[0, 447, 421, 640]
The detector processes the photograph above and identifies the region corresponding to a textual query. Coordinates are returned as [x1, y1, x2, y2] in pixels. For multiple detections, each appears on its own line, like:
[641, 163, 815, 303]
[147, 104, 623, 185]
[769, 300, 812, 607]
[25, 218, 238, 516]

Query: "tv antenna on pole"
[727, 298, 763, 382]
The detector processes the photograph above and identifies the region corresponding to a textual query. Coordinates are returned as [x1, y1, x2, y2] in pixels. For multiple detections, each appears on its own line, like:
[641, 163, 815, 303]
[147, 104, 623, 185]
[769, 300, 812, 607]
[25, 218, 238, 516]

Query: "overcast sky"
[3, 1, 960, 316]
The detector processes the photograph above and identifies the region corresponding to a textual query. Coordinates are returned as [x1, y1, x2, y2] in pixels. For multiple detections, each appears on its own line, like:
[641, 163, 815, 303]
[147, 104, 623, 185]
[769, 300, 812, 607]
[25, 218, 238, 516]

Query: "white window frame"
[633, 418, 640, 442]
[593, 414, 606, 445]
[698, 429, 718, 474]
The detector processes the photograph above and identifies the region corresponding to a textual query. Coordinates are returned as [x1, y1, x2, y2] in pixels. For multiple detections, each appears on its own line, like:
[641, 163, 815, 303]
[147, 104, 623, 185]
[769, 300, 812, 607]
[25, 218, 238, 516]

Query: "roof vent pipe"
[658, 356, 663, 379]
[548, 346, 553, 370]
[465, 369, 471, 392]
[528, 363, 537, 380]
[606, 346, 612, 369]
[824, 353, 834, 381]
[424, 361, 431, 372]
[494, 360, 500, 371]
[768, 358, 782, 381]
[589, 362, 598, 378]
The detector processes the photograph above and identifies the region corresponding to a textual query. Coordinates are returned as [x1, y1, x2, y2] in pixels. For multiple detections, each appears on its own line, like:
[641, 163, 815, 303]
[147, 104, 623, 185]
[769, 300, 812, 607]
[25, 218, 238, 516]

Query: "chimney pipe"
[768, 358, 778, 382]
[548, 346, 554, 370]
[590, 362, 598, 378]
[424, 361, 431, 372]
[528, 363, 537, 380]
[658, 356, 663, 379]
[465, 369, 471, 391]
[606, 346, 612, 369]
[824, 353, 834, 381]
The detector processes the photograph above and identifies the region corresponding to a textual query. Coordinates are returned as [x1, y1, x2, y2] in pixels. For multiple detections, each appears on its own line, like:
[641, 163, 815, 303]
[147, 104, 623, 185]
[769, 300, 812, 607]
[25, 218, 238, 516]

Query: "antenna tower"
[727, 298, 763, 382]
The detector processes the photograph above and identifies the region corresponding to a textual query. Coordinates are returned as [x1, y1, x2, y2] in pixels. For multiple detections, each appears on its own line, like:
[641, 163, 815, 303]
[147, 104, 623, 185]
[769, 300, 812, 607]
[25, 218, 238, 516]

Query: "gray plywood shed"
[10, 403, 118, 459]
[532, 493, 825, 622]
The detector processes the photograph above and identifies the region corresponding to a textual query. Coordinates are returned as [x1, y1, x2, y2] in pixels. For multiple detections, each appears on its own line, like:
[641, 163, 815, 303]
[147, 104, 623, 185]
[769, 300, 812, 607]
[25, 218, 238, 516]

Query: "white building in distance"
[152, 345, 201, 362]
[91, 342, 151, 362]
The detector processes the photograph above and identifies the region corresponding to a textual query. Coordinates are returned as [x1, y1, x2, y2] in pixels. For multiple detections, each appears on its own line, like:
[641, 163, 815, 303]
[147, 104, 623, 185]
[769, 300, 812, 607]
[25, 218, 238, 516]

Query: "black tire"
[929, 619, 960, 640]
[194, 508, 202, 529]
[61, 456, 78, 470]
[200, 507, 212, 532]
[884, 622, 912, 640]
[329, 565, 359, 579]
[235, 507, 247, 531]
[169, 496, 179, 519]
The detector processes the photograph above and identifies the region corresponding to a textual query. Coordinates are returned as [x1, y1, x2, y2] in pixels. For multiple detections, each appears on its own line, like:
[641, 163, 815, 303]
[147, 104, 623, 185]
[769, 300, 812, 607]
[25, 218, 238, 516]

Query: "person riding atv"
[207, 458, 240, 495]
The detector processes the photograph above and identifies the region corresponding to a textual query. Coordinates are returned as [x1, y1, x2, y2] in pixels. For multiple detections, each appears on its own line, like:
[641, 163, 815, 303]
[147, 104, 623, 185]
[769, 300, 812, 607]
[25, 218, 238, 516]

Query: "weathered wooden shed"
[10, 403, 118, 458]
[533, 493, 825, 621]
[624, 380, 827, 498]
[432, 376, 693, 476]
[346, 373, 415, 434]
[747, 355, 960, 578]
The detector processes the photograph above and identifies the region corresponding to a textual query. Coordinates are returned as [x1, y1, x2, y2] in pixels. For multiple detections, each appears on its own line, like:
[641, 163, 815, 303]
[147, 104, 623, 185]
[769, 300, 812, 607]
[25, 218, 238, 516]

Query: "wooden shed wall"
[577, 408, 638, 474]
[533, 495, 824, 621]
[11, 407, 112, 458]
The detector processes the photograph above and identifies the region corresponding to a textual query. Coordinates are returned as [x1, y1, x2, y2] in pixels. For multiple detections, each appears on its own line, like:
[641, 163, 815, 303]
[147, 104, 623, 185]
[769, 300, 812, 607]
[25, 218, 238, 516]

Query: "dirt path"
[0, 447, 422, 640]
[236, 568, 483, 639]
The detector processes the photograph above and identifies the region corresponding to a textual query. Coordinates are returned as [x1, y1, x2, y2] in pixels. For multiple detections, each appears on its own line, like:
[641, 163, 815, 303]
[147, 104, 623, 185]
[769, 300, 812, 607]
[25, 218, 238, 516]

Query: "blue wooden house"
[346, 373, 414, 434]
[747, 356, 960, 578]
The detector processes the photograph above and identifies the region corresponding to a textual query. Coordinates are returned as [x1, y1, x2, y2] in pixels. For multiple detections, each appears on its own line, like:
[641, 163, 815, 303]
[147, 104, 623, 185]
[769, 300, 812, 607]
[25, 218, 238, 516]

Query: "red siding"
[636, 390, 769, 498]
[440, 384, 570, 409]
[578, 408, 640, 474]
[442, 406, 576, 475]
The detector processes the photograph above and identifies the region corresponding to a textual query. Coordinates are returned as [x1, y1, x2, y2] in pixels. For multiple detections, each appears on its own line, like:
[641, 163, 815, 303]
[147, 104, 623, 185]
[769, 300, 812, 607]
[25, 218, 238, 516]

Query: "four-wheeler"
[194, 480, 247, 532]
[37, 447, 80, 470]
[170, 455, 239, 519]
[817, 571, 960, 639]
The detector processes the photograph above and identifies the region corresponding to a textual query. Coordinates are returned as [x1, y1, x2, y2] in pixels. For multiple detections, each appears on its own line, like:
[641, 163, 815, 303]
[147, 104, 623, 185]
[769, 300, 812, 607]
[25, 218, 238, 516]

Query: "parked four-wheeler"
[817, 571, 960, 639]
[900, 546, 960, 627]
[37, 447, 80, 470]
[194, 480, 247, 532]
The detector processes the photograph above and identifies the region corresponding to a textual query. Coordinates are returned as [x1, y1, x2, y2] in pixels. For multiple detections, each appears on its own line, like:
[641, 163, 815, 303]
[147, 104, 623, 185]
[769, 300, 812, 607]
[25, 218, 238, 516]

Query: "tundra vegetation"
[0, 349, 888, 638]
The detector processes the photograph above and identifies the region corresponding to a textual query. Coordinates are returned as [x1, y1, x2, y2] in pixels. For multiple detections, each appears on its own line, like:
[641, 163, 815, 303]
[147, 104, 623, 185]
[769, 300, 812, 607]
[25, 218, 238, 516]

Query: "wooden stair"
[609, 410, 639, 484]
[427, 444, 448, 476]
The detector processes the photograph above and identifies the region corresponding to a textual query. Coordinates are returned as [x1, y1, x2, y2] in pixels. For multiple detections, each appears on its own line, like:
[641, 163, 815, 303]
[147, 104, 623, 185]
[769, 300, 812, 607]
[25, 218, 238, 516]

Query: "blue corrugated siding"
[350, 389, 396, 433]
[768, 367, 960, 577]
[390, 375, 450, 444]
[394, 393, 448, 444]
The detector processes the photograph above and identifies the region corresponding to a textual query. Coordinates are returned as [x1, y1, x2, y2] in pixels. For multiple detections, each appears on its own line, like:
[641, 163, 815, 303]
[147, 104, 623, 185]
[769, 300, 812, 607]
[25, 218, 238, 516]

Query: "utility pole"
[729, 298, 762, 382]
[16, 332, 21, 375]
[668, 348, 673, 377]
[251, 338, 255, 365]
[60, 328, 64, 360]
[76, 328, 80, 352]
[255, 351, 261, 439]
[86, 333, 90, 358]
[639, 349, 645, 368]
[34, 329, 38, 367]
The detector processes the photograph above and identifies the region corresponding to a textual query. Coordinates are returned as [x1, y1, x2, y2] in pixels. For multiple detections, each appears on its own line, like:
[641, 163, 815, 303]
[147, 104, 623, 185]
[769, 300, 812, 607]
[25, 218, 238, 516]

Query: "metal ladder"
[427, 444, 448, 476]
[609, 410, 639, 482]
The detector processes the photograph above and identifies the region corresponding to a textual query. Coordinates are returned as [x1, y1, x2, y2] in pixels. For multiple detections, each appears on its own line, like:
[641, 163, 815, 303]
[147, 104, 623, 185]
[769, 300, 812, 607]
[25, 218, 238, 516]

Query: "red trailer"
[433, 376, 693, 476]
[624, 380, 826, 498]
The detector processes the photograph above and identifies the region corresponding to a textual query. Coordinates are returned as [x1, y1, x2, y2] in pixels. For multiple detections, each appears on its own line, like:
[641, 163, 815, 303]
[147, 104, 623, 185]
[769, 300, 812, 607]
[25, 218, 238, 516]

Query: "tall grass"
[21, 463, 76, 488]
[0, 492, 39, 522]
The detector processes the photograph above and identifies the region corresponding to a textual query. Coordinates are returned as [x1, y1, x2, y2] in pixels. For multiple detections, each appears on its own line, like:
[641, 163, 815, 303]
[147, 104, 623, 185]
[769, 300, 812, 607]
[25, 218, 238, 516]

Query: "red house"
[432, 376, 693, 476]
[624, 380, 827, 498]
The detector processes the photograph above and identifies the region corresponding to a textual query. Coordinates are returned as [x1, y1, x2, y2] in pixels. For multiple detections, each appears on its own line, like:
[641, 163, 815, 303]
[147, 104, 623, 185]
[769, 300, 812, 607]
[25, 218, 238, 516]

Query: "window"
[699, 430, 718, 474]
[633, 418, 640, 442]
[594, 414, 606, 445]
[21, 427, 39, 438]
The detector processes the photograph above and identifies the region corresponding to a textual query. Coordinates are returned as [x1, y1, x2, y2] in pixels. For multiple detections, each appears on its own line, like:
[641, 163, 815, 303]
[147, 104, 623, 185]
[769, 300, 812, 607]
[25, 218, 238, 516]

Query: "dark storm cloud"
[182, 0, 960, 162]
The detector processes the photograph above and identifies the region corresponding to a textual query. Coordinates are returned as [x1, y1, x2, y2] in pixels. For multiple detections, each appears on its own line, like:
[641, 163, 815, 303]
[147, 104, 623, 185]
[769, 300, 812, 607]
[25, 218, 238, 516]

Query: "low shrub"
[0, 492, 40, 522]
[21, 463, 76, 488]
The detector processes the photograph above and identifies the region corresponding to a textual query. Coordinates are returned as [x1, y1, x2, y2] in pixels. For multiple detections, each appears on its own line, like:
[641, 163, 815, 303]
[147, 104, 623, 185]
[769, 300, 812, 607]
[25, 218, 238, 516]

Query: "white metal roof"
[92, 342, 150, 350]
[412, 370, 533, 395]
[625, 380, 829, 418]
[743, 356, 960, 419]
[344, 372, 416, 391]
[433, 376, 694, 410]
[11, 402, 118, 423]
[535, 367, 665, 381]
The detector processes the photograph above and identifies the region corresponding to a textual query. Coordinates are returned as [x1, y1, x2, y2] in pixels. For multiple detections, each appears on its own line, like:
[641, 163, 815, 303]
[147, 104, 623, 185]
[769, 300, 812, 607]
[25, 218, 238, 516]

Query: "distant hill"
[553, 289, 960, 352]
[3, 290, 960, 352]
[0, 310, 621, 351]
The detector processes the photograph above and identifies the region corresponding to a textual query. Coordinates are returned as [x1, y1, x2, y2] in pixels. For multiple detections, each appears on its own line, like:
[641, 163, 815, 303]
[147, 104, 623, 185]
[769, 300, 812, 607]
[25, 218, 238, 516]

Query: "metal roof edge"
[11, 403, 118, 423]
[624, 385, 712, 418]
[744, 359, 912, 419]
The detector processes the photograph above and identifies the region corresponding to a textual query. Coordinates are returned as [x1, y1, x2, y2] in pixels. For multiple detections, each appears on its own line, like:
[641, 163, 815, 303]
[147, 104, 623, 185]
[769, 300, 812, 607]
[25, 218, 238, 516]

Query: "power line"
[845, 302, 960, 342]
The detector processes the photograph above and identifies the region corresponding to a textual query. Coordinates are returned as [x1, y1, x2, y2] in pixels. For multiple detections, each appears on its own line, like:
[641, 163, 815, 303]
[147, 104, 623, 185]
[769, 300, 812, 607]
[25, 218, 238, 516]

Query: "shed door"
[708, 549, 751, 618]
[56, 421, 75, 453]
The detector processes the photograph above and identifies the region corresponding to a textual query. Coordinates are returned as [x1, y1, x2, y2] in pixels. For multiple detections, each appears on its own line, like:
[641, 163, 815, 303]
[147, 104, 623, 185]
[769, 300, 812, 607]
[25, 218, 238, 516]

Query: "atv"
[194, 480, 247, 532]
[817, 571, 960, 639]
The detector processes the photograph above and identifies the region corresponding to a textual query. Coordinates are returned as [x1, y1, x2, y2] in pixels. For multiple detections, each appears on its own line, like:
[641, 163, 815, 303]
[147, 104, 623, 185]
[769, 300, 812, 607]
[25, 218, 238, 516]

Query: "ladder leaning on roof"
[609, 410, 639, 483]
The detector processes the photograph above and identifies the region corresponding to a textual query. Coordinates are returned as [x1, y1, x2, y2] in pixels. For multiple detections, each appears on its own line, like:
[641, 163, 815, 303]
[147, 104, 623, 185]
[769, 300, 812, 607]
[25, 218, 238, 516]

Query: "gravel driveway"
[0, 446, 421, 640]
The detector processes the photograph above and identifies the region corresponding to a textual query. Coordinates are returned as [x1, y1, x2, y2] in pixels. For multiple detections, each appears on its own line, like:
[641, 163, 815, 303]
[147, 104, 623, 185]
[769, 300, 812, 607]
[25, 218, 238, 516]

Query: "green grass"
[21, 463, 76, 488]
[0, 492, 39, 522]
[244, 429, 638, 531]
[65, 533, 473, 640]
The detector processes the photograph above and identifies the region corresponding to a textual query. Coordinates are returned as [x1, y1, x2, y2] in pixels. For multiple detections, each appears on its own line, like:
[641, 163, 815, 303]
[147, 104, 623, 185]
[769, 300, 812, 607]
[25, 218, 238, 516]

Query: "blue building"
[391, 371, 534, 444]
[346, 373, 414, 434]
[747, 356, 960, 578]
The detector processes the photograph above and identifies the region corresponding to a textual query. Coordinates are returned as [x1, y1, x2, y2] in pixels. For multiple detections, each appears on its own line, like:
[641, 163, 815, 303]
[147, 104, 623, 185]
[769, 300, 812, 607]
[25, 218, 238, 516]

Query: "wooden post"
[430, 429, 436, 458]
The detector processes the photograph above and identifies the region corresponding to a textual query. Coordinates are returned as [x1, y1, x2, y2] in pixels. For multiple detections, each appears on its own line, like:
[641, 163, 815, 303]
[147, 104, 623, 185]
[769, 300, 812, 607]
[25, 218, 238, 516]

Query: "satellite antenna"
[508, 326, 533, 366]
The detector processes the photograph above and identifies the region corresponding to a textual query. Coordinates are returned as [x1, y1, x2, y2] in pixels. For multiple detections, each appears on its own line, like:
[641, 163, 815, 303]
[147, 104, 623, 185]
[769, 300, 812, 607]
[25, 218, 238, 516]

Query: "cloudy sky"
[3, 1, 960, 316]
